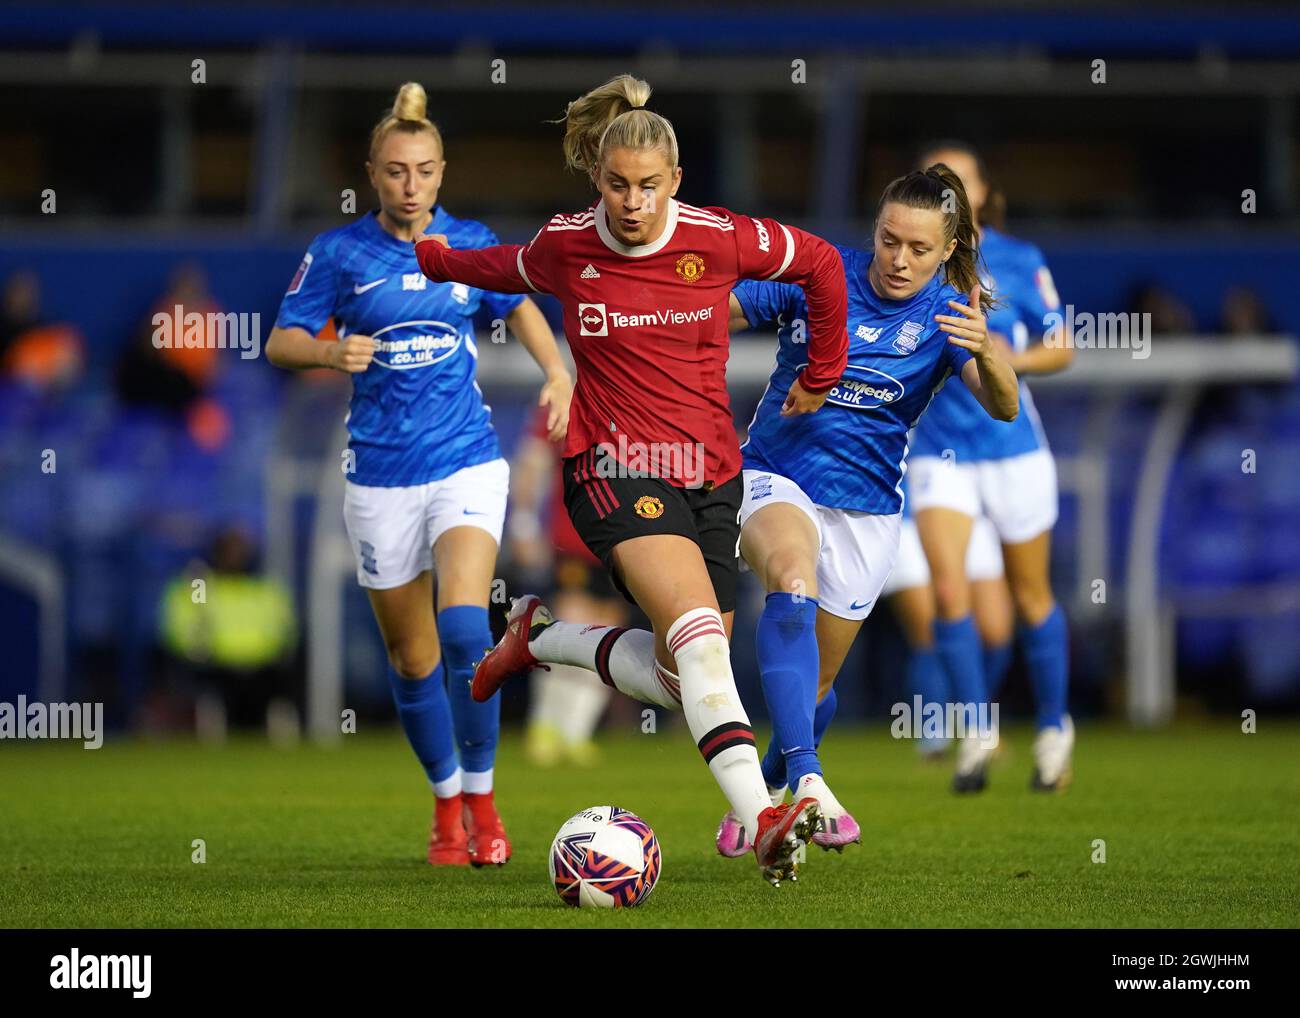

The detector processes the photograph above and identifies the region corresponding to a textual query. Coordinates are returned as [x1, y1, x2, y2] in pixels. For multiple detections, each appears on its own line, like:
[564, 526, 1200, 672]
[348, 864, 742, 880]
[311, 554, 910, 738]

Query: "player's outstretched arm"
[743, 222, 848, 411]
[1003, 252, 1072, 377]
[413, 232, 537, 295]
[947, 284, 1019, 421]
[265, 325, 375, 373]
[727, 293, 752, 334]
[790, 231, 848, 397]
[776, 228, 848, 398]
[1002, 330, 1074, 376]
[728, 285, 818, 416]
[506, 298, 573, 442]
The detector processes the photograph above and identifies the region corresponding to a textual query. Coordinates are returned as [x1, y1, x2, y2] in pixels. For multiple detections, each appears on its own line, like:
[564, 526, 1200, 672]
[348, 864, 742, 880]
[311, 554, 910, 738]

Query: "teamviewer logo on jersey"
[578, 303, 608, 336]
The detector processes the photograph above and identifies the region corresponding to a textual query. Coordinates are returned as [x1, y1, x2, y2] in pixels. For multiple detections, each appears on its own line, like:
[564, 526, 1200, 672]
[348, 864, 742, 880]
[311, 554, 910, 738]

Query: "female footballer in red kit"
[413, 75, 850, 886]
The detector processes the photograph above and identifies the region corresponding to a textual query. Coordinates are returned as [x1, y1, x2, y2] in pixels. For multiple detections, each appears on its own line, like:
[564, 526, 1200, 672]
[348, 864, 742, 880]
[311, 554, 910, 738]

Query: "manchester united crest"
[634, 495, 666, 519]
[675, 252, 705, 284]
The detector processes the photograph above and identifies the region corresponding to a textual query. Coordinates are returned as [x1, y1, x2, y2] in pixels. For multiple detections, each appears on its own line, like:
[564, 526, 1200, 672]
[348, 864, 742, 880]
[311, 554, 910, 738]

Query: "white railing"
[0, 534, 66, 702]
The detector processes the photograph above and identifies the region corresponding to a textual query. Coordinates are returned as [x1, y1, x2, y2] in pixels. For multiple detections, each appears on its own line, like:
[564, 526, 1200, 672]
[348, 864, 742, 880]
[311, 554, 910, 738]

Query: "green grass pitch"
[2, 720, 1297, 928]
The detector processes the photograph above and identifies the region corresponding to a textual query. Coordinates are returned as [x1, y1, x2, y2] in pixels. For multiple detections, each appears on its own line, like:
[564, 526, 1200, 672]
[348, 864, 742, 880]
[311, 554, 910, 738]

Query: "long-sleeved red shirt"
[417, 198, 847, 488]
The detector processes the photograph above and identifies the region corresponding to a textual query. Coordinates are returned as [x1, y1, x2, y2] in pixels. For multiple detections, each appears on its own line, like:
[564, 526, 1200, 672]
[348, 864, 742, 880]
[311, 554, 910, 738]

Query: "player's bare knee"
[387, 642, 440, 680]
[931, 574, 970, 620]
[1013, 586, 1055, 627]
[764, 551, 818, 599]
[978, 616, 1014, 647]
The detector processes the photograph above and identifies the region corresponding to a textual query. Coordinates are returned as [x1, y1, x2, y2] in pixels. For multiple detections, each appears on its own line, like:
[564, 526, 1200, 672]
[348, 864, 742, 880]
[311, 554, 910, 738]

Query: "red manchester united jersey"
[416, 198, 848, 488]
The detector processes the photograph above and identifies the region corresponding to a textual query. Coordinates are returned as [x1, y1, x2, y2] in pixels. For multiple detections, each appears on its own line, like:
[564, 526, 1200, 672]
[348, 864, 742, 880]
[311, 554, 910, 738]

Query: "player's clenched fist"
[327, 334, 376, 373]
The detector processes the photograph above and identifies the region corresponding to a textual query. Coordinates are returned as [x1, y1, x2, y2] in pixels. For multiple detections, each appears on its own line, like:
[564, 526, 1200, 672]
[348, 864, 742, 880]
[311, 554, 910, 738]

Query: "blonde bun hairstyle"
[369, 82, 444, 161]
[560, 74, 678, 178]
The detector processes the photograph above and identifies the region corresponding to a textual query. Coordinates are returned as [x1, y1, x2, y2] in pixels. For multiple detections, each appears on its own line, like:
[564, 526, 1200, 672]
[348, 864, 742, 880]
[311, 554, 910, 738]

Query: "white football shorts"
[739, 468, 901, 622]
[906, 448, 1058, 545]
[882, 515, 1005, 596]
[342, 457, 509, 590]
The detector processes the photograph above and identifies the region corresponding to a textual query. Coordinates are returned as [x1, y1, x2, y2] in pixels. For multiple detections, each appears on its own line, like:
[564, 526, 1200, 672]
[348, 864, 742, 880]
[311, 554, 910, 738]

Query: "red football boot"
[753, 796, 823, 887]
[471, 595, 553, 703]
[462, 791, 512, 867]
[427, 793, 470, 866]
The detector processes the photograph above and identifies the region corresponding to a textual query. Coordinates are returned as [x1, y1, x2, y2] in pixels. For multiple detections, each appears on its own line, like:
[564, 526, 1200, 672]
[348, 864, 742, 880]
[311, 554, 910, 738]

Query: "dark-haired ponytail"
[876, 164, 993, 313]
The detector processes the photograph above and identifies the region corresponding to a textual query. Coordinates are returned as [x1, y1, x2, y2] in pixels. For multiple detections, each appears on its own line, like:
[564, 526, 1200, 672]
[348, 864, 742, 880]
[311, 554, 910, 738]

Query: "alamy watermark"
[0, 696, 103, 748]
[1043, 306, 1151, 360]
[890, 696, 999, 743]
[50, 949, 150, 998]
[592, 435, 708, 489]
[152, 305, 261, 360]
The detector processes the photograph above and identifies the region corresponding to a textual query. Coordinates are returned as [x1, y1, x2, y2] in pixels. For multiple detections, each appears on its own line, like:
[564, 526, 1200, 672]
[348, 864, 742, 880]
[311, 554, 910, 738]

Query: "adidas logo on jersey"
[856, 325, 883, 343]
[580, 264, 601, 279]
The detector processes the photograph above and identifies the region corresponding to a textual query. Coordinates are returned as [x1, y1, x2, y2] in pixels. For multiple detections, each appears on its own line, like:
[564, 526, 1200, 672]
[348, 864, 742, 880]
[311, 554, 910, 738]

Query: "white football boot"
[952, 721, 999, 794]
[1030, 715, 1074, 792]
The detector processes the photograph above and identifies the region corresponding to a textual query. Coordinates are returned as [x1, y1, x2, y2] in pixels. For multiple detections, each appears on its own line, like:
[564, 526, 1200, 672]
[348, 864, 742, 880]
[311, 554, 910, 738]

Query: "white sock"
[462, 768, 493, 794]
[793, 772, 845, 816]
[667, 607, 769, 839]
[530, 620, 613, 670]
[533, 622, 678, 710]
[551, 664, 613, 745]
[432, 767, 462, 798]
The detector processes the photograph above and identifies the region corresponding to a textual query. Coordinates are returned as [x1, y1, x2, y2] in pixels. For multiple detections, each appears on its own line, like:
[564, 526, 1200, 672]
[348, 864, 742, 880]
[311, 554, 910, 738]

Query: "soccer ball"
[549, 806, 662, 909]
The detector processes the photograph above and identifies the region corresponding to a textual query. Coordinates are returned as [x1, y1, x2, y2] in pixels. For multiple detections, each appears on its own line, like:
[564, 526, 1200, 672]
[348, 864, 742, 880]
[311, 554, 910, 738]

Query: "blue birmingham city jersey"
[910, 225, 1058, 463]
[736, 247, 973, 515]
[275, 208, 524, 487]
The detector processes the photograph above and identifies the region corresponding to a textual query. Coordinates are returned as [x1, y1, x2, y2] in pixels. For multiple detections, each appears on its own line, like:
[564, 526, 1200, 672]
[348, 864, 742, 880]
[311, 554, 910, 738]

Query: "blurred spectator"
[151, 262, 224, 389]
[157, 527, 298, 741]
[115, 263, 231, 449]
[0, 270, 85, 390]
[508, 411, 615, 766]
[0, 271, 42, 354]
[1127, 281, 1198, 336]
[1218, 285, 1276, 337]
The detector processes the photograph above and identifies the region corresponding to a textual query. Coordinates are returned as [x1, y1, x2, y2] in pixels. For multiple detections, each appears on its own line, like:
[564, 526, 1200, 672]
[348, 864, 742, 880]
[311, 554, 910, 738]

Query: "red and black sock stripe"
[593, 627, 629, 688]
[697, 721, 755, 765]
[653, 663, 681, 705]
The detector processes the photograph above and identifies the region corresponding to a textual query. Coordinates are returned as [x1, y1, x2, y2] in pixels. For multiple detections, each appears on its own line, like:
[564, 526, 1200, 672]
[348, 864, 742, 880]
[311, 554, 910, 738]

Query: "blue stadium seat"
[1176, 617, 1237, 667]
[1239, 616, 1300, 699]
[1170, 519, 1256, 587]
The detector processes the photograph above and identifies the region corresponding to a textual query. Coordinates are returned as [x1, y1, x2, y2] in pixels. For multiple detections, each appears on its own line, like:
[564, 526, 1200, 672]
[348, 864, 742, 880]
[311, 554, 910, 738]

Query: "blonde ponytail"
[369, 82, 443, 161]
[560, 74, 677, 177]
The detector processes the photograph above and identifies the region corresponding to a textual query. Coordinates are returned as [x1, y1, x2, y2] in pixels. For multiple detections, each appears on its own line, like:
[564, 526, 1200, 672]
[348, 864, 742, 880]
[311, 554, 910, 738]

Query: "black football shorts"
[561, 446, 742, 614]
